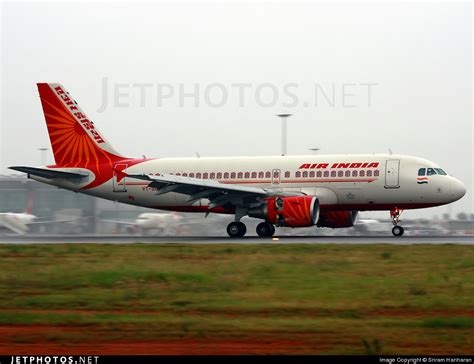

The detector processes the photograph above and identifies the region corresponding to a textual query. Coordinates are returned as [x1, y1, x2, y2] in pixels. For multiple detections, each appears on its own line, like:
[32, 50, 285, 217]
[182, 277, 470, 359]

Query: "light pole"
[276, 114, 292, 156]
[38, 147, 48, 166]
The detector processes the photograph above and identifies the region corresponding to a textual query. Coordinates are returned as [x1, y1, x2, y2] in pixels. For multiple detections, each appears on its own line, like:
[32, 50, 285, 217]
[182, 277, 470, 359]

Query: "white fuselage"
[31, 153, 466, 214]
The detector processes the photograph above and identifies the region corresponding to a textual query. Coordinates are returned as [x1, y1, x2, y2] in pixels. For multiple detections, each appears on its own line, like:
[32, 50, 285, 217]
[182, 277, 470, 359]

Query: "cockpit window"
[427, 168, 436, 176]
[435, 168, 447, 175]
[418, 168, 426, 176]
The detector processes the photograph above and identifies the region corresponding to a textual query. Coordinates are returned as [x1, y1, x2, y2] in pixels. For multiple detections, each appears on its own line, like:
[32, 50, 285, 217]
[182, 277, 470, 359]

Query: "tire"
[392, 225, 404, 237]
[270, 224, 276, 236]
[227, 221, 246, 238]
[256, 222, 275, 237]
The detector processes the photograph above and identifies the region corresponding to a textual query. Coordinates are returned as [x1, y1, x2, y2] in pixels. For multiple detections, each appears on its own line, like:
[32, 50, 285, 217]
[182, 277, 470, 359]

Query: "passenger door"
[385, 160, 400, 189]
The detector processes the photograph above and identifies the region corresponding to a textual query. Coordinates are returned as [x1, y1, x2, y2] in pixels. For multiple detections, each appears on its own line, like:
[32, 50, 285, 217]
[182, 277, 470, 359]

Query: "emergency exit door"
[272, 169, 281, 185]
[385, 160, 400, 189]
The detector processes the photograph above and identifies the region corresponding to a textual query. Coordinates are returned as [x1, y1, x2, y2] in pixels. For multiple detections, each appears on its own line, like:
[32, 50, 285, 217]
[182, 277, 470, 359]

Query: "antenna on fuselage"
[195, 152, 201, 158]
[388, 148, 393, 155]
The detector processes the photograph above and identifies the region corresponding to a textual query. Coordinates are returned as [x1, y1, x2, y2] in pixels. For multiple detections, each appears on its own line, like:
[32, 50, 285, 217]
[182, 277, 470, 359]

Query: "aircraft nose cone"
[450, 179, 466, 202]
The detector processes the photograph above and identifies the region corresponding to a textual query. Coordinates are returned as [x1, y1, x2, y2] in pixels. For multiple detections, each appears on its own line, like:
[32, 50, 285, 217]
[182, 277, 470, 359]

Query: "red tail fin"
[24, 191, 35, 214]
[37, 83, 122, 167]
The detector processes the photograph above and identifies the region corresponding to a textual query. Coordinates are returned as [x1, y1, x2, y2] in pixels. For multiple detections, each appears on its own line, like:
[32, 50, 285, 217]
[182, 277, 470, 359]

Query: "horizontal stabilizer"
[9, 166, 88, 179]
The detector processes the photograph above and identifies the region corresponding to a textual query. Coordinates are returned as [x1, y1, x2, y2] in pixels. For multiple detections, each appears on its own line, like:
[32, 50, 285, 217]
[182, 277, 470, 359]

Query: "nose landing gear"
[390, 208, 404, 237]
[392, 225, 404, 237]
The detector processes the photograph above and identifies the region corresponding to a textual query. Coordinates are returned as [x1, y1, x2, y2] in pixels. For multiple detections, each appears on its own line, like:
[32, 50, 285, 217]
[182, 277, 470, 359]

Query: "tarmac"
[0, 234, 473, 244]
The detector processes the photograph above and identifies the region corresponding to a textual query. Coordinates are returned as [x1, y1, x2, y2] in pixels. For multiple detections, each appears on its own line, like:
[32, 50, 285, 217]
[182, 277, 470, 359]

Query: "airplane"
[0, 190, 85, 235]
[0, 192, 36, 234]
[102, 212, 184, 235]
[10, 83, 466, 237]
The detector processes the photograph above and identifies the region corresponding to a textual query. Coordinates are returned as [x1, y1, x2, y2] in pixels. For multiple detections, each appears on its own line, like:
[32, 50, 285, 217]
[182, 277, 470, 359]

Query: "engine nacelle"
[317, 211, 359, 228]
[248, 196, 320, 227]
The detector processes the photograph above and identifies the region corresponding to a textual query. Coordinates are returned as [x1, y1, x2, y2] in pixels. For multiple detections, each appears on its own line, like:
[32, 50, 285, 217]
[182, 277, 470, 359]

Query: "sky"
[1, 1, 472, 218]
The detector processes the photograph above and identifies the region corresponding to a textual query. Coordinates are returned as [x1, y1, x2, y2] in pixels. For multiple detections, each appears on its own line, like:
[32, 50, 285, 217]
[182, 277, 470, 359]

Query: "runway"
[0, 234, 473, 244]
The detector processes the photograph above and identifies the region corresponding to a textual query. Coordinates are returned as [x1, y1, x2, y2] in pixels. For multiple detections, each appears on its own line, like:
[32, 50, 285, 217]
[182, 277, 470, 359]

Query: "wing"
[100, 219, 137, 226]
[127, 173, 302, 208]
[29, 217, 84, 225]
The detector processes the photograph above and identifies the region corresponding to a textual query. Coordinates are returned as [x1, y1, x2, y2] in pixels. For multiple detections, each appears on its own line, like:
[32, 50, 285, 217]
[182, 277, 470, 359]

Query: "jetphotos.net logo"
[96, 77, 379, 112]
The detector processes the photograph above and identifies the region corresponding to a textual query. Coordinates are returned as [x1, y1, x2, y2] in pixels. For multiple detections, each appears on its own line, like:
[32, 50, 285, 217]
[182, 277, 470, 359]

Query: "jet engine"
[248, 196, 320, 227]
[317, 210, 359, 228]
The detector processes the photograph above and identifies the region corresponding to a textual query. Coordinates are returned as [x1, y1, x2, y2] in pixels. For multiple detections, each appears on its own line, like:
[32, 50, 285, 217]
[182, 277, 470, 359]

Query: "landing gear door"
[271, 169, 281, 186]
[385, 160, 400, 189]
[113, 163, 128, 192]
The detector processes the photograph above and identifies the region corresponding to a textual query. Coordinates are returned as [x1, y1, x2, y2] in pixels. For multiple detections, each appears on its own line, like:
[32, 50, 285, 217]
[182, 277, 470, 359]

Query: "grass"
[0, 243, 473, 354]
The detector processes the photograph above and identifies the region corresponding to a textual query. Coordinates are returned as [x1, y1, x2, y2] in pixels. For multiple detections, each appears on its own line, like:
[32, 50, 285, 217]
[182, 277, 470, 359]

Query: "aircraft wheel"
[256, 222, 275, 237]
[392, 225, 404, 237]
[227, 222, 246, 238]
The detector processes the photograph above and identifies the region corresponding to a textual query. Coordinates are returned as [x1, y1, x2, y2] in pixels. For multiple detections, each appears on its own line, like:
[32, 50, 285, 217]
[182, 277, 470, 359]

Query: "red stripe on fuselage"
[122, 178, 378, 186]
[152, 202, 445, 214]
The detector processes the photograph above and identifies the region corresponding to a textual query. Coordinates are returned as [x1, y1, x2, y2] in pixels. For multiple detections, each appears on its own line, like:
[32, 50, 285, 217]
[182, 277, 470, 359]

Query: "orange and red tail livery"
[37, 83, 122, 167]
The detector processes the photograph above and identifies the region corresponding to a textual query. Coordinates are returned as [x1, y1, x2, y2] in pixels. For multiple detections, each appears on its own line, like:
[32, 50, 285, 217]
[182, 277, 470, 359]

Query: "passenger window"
[224, 172, 229, 179]
[331, 171, 336, 177]
[230, 172, 236, 179]
[317, 171, 322, 177]
[435, 168, 447, 175]
[196, 173, 202, 179]
[345, 170, 351, 177]
[244, 172, 250, 178]
[285, 171, 290, 178]
[359, 170, 365, 177]
[176, 173, 181, 176]
[238, 172, 243, 179]
[251, 172, 257, 178]
[303, 171, 308, 178]
[352, 170, 358, 177]
[258, 171, 264, 178]
[296, 171, 301, 178]
[183, 173, 188, 177]
[273, 171, 279, 178]
[309, 171, 315, 177]
[189, 173, 195, 178]
[374, 170, 380, 177]
[338, 170, 344, 177]
[210, 172, 215, 179]
[367, 170, 372, 177]
[427, 168, 436, 176]
[265, 171, 271, 178]
[324, 171, 329, 177]
[217, 172, 222, 179]
[418, 168, 426, 176]
[203, 172, 209, 179]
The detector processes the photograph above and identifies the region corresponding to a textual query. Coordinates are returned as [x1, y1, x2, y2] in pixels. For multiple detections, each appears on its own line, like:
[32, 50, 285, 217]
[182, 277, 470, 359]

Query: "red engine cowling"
[248, 196, 320, 227]
[317, 211, 359, 228]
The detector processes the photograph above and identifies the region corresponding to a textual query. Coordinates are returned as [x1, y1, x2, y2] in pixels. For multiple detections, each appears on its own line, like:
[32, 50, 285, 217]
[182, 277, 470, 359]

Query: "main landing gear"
[390, 208, 405, 237]
[226, 221, 276, 238]
[256, 222, 276, 237]
[226, 221, 246, 238]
